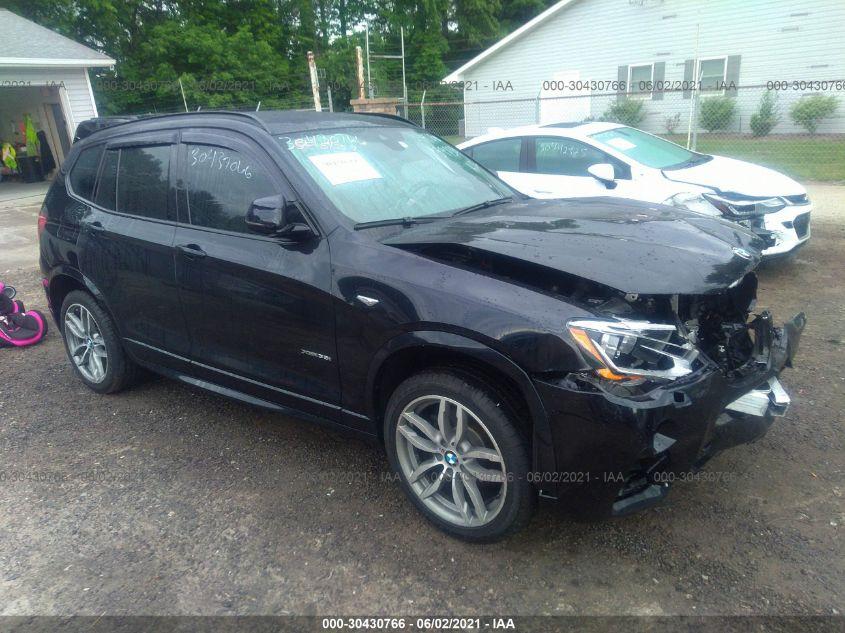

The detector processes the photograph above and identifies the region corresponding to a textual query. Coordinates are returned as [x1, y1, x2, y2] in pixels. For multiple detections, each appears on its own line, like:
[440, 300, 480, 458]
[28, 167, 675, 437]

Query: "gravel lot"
[0, 184, 842, 617]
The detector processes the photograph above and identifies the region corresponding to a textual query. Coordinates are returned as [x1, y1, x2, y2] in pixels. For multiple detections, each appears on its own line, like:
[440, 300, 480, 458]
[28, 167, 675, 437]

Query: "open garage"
[0, 8, 113, 187]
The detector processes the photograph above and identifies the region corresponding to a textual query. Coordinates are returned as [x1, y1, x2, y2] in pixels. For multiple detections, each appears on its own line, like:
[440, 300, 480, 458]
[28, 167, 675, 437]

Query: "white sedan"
[458, 123, 811, 257]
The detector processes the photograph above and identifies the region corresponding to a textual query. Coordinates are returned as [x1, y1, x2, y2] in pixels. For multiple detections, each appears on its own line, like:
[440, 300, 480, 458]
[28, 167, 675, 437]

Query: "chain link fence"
[408, 82, 845, 182]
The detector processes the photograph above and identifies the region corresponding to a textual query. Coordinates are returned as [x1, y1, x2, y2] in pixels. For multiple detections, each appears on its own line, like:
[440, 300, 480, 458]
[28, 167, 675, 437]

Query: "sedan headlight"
[567, 318, 701, 382]
[663, 192, 723, 216]
[703, 194, 786, 217]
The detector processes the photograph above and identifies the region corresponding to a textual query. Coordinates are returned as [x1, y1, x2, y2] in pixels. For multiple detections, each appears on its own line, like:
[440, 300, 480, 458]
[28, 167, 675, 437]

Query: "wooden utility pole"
[307, 51, 322, 112]
[355, 46, 366, 100]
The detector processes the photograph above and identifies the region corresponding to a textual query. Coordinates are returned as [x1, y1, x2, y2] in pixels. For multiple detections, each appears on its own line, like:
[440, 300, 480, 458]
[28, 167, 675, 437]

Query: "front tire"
[60, 291, 138, 394]
[384, 370, 535, 541]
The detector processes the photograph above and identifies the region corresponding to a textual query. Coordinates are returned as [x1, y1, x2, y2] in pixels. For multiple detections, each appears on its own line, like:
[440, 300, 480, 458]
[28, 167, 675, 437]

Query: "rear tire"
[384, 370, 535, 541]
[60, 291, 138, 394]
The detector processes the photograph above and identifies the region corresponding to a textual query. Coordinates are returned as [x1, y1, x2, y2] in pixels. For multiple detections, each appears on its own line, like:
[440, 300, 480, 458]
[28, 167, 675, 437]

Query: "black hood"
[384, 198, 763, 295]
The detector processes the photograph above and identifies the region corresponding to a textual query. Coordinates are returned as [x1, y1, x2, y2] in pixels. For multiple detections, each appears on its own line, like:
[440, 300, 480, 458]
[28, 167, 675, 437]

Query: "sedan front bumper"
[532, 312, 805, 520]
[760, 204, 812, 257]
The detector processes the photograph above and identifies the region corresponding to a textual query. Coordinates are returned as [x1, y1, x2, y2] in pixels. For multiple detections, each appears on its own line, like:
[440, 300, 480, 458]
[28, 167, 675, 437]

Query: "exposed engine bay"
[405, 243, 764, 377]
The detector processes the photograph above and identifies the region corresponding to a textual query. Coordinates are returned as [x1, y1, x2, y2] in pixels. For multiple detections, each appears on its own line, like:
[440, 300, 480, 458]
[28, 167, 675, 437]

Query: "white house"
[443, 0, 845, 137]
[0, 8, 114, 171]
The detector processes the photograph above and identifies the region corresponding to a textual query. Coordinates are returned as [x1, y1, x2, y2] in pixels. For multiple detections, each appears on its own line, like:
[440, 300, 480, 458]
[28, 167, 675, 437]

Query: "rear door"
[465, 137, 526, 191]
[173, 130, 340, 418]
[80, 132, 190, 370]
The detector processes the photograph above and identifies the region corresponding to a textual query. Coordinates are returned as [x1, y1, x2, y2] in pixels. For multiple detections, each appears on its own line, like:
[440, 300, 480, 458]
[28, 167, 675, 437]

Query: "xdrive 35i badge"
[300, 349, 332, 362]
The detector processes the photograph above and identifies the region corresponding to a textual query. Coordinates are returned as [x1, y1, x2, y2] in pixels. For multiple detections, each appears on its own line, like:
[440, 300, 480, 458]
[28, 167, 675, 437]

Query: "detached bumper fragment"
[725, 376, 790, 417]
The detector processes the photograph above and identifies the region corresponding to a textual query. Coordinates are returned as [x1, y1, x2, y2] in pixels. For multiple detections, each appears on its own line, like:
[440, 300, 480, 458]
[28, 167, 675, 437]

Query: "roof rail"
[73, 110, 268, 143]
[355, 111, 420, 127]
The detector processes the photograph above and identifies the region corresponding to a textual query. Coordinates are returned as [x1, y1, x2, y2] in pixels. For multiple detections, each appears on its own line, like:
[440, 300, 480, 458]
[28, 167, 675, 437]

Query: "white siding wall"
[458, 0, 845, 136]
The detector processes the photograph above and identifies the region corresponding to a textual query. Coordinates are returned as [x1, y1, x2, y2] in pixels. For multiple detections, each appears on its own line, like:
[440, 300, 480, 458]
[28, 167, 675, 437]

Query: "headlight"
[703, 194, 786, 217]
[567, 318, 701, 382]
[664, 192, 722, 216]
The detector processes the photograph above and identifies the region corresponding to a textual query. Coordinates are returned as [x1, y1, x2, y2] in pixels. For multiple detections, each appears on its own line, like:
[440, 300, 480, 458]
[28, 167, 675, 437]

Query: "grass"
[662, 134, 845, 183]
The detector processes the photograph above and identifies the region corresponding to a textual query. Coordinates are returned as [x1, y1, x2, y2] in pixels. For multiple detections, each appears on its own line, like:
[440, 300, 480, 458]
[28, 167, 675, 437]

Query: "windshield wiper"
[353, 216, 438, 230]
[668, 154, 713, 170]
[451, 197, 513, 217]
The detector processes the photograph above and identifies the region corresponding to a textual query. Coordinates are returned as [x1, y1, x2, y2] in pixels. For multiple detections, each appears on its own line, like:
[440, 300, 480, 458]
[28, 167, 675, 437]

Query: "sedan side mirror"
[246, 194, 286, 235]
[587, 163, 617, 188]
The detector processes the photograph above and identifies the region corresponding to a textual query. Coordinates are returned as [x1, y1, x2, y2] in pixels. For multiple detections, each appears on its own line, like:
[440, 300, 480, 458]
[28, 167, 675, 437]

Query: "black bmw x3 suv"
[40, 110, 804, 540]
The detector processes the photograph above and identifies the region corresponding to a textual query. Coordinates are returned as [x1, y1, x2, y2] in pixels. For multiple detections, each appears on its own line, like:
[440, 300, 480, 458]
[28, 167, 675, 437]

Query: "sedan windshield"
[590, 126, 706, 170]
[278, 126, 512, 224]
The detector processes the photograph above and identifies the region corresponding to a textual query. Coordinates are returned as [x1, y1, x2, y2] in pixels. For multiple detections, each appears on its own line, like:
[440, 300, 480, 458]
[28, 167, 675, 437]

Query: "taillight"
[37, 209, 47, 237]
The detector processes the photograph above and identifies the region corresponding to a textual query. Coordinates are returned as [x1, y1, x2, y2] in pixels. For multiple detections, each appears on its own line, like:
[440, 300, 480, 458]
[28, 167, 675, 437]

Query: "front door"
[519, 136, 636, 199]
[173, 131, 340, 418]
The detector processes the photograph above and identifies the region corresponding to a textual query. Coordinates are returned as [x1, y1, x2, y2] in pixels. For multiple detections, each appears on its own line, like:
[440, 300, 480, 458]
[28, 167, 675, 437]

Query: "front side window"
[116, 145, 171, 220]
[628, 64, 653, 98]
[531, 137, 613, 177]
[470, 138, 522, 172]
[279, 127, 512, 224]
[184, 144, 276, 233]
[591, 126, 698, 169]
[68, 145, 103, 200]
[699, 58, 727, 92]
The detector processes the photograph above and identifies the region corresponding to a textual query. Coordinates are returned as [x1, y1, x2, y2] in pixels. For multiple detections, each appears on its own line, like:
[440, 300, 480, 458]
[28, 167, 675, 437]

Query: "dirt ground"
[0, 184, 842, 618]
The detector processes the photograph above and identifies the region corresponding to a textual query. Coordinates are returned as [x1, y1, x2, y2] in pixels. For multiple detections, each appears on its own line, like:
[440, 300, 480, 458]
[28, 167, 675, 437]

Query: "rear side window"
[470, 138, 522, 172]
[184, 144, 275, 233]
[94, 149, 119, 210]
[68, 145, 103, 200]
[116, 145, 171, 220]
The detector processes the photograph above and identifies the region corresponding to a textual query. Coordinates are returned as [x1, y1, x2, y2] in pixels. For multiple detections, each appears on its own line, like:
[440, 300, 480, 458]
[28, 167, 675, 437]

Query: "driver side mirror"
[246, 195, 314, 241]
[587, 163, 617, 189]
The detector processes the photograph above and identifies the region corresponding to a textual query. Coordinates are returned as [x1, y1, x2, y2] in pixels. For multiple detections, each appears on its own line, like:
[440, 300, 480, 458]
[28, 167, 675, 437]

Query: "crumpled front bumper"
[532, 311, 806, 520]
[741, 205, 812, 257]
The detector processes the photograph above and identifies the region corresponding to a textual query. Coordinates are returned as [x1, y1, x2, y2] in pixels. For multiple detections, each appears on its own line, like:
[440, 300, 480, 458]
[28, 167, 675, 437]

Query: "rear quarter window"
[68, 145, 104, 200]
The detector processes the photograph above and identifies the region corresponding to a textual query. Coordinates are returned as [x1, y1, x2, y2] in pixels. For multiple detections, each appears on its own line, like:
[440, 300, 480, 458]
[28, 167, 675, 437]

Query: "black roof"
[74, 109, 416, 142]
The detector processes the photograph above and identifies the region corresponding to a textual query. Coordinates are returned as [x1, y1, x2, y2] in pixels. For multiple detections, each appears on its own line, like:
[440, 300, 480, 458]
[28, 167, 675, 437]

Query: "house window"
[627, 64, 654, 98]
[699, 57, 727, 92]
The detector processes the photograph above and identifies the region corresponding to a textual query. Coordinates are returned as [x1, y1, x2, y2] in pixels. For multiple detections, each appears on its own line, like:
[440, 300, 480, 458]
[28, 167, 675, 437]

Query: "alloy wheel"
[64, 304, 108, 384]
[395, 395, 507, 528]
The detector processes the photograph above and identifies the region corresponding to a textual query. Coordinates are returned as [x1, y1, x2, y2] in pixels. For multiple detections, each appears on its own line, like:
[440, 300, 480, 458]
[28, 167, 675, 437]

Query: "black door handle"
[176, 243, 208, 259]
[88, 221, 105, 233]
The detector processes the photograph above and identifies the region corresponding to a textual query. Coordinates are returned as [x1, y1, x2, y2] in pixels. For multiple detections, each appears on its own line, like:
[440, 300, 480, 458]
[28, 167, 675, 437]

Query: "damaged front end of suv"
[383, 196, 805, 520]
[544, 272, 805, 517]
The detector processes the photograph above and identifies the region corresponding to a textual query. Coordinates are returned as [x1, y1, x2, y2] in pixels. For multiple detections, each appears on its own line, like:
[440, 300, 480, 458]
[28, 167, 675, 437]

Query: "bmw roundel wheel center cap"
[444, 451, 459, 466]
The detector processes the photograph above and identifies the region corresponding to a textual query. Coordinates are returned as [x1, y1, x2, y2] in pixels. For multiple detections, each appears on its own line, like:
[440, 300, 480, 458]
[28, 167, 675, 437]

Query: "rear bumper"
[532, 311, 805, 520]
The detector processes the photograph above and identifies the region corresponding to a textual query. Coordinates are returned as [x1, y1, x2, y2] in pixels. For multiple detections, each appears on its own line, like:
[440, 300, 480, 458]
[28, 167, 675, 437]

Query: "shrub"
[789, 94, 839, 134]
[601, 99, 646, 127]
[699, 96, 736, 132]
[664, 112, 681, 134]
[749, 90, 780, 137]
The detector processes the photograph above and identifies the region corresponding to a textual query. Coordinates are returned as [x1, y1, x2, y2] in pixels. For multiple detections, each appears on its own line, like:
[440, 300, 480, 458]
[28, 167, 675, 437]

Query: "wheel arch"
[46, 267, 117, 332]
[367, 331, 556, 475]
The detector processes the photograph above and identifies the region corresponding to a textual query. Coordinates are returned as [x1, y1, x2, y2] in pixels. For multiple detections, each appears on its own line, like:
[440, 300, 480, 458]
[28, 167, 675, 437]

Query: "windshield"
[278, 127, 512, 224]
[590, 126, 701, 169]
